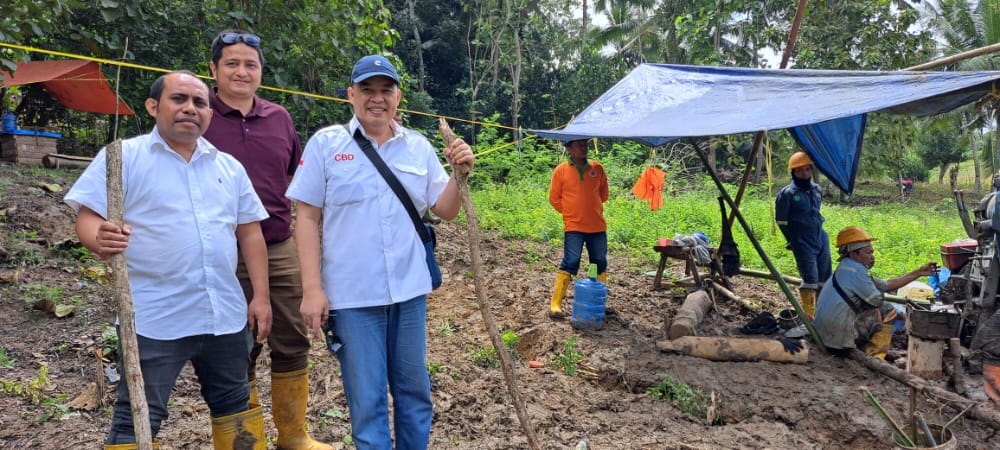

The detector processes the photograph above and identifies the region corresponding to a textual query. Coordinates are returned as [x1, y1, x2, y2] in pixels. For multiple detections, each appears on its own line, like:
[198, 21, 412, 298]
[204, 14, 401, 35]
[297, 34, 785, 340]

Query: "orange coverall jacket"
[549, 160, 609, 233]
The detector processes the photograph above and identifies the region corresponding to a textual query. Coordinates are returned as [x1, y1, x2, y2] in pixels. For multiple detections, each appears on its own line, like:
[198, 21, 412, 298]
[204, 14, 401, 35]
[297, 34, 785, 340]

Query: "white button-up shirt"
[286, 118, 449, 310]
[65, 127, 267, 340]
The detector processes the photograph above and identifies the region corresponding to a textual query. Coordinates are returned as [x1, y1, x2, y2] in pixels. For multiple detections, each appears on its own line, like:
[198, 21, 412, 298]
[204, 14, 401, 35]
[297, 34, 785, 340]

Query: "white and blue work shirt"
[65, 127, 267, 340]
[813, 257, 889, 349]
[286, 117, 449, 310]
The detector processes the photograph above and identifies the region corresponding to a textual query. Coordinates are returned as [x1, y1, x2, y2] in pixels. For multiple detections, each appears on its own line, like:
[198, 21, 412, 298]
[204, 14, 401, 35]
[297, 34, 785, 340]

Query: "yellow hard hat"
[835, 226, 878, 248]
[788, 152, 813, 171]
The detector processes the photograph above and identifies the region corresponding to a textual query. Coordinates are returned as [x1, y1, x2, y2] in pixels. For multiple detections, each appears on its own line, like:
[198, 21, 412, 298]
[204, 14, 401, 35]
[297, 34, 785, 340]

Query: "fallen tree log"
[847, 349, 1000, 431]
[668, 290, 712, 339]
[657, 336, 808, 364]
[43, 153, 93, 169]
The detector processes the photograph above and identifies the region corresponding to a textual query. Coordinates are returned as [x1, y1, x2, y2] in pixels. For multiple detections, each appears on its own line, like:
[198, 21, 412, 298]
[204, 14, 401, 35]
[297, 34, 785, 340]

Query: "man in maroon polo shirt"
[203, 29, 331, 450]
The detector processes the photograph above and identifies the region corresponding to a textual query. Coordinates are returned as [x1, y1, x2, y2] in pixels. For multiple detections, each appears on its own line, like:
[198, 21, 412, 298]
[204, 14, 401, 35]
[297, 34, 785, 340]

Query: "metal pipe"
[915, 412, 938, 447]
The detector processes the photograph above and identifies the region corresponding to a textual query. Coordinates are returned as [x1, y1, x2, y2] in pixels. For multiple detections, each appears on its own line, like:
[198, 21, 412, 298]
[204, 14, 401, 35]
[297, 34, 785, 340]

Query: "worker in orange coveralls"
[548, 138, 609, 320]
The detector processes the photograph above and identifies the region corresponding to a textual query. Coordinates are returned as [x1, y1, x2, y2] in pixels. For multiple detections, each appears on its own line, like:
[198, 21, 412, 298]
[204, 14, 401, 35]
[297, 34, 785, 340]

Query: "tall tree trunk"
[406, 0, 427, 92]
[511, 21, 521, 137]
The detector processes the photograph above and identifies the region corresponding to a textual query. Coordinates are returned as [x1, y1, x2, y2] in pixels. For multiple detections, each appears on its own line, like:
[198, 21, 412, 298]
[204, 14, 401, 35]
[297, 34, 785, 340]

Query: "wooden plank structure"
[0, 132, 59, 165]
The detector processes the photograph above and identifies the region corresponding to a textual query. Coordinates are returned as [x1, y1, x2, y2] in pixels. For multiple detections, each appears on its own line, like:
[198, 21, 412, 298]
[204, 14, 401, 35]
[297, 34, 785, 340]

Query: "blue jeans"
[559, 231, 608, 275]
[107, 327, 252, 444]
[332, 296, 432, 450]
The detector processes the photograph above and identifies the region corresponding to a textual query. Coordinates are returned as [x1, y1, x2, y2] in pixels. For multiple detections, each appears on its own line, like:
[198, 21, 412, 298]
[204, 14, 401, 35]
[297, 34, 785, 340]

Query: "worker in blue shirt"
[775, 151, 831, 319]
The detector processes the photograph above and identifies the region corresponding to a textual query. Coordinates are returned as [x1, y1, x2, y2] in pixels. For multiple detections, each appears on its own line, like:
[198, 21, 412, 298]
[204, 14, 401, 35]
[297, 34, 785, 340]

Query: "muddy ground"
[0, 162, 996, 449]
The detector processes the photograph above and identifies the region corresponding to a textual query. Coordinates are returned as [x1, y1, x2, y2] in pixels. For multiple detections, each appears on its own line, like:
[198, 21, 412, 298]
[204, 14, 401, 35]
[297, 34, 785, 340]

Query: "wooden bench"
[652, 244, 728, 290]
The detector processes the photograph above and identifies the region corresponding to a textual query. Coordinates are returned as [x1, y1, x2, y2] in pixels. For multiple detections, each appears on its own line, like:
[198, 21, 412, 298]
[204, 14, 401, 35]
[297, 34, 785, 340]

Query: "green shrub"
[552, 335, 584, 377]
[647, 373, 717, 423]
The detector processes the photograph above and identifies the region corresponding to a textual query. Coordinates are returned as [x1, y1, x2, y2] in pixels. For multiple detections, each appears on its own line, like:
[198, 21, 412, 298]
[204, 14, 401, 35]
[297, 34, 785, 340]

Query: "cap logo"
[375, 61, 382, 66]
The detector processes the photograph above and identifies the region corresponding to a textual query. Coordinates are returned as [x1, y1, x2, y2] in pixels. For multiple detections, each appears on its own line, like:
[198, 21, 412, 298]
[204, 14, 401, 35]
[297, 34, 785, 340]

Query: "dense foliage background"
[1, 0, 998, 274]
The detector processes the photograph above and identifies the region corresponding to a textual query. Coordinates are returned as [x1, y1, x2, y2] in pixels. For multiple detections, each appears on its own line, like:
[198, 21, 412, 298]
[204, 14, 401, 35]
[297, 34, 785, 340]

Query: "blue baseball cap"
[351, 55, 399, 84]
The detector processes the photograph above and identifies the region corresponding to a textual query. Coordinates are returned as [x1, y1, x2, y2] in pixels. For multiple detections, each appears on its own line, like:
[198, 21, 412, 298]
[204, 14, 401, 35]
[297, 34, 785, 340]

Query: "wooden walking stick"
[106, 37, 154, 449]
[106, 139, 153, 449]
[438, 118, 542, 450]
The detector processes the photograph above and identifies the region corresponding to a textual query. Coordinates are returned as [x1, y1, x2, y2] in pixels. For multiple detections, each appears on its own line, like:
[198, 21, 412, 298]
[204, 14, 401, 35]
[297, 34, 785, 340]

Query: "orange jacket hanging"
[631, 166, 665, 210]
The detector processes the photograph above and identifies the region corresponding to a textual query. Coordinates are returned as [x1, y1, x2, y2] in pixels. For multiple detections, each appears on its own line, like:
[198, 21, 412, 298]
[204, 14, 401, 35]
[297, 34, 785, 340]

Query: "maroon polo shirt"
[204, 88, 302, 244]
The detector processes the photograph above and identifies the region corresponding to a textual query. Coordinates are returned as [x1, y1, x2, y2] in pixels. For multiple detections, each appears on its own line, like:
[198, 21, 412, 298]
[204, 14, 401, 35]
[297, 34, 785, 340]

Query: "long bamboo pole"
[438, 119, 542, 450]
[905, 43, 1000, 71]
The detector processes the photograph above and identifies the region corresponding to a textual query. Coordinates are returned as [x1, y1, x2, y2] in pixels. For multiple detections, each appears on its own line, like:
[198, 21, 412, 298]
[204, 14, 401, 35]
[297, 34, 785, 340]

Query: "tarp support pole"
[727, 131, 764, 226]
[693, 146, 826, 351]
[728, 0, 805, 224]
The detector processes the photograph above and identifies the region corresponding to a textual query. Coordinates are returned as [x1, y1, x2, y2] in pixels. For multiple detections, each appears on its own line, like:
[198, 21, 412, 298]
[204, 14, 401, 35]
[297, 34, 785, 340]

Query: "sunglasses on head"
[219, 32, 261, 48]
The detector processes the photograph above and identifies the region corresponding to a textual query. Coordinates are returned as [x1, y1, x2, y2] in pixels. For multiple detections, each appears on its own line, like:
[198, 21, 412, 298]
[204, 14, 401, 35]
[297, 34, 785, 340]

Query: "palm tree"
[591, 0, 776, 66]
[924, 0, 1000, 190]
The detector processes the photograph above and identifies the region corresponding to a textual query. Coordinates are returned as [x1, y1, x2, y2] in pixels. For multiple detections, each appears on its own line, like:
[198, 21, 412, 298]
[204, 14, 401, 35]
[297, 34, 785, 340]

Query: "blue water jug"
[571, 264, 607, 331]
[2, 112, 16, 132]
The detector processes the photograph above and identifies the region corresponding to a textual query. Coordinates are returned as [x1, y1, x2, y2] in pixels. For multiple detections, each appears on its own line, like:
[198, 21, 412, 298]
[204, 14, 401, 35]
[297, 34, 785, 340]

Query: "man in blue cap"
[289, 55, 475, 450]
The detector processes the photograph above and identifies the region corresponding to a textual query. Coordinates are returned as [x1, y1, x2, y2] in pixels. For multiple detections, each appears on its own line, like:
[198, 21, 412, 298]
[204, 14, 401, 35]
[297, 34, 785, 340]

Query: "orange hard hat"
[788, 152, 813, 171]
[836, 226, 878, 248]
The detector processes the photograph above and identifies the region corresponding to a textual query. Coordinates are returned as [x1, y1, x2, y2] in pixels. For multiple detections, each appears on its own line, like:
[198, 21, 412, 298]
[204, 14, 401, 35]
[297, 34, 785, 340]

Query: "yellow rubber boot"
[211, 404, 266, 450]
[248, 379, 259, 407]
[272, 368, 333, 450]
[799, 288, 817, 319]
[596, 272, 607, 285]
[105, 444, 159, 449]
[549, 270, 572, 320]
[865, 323, 895, 360]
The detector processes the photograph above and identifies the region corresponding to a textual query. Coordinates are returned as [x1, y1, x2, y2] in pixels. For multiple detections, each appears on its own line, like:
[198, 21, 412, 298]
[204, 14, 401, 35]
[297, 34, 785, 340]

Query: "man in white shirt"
[65, 71, 271, 449]
[289, 55, 474, 450]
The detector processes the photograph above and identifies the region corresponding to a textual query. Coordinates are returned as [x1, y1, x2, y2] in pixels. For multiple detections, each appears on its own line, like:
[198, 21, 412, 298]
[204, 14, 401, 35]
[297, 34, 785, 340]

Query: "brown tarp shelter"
[1, 60, 134, 115]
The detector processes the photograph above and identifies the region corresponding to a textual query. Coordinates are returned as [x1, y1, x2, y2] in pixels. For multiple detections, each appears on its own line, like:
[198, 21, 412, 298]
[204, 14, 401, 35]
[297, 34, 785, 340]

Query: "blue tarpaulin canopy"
[530, 64, 1000, 194]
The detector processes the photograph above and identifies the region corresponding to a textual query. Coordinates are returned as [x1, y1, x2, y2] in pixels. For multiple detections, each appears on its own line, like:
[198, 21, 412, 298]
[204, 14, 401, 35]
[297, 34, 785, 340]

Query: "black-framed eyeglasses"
[219, 32, 261, 48]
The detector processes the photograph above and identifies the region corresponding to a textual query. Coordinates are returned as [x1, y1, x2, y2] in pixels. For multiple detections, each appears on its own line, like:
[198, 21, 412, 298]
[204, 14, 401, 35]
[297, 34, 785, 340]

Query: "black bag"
[352, 128, 442, 289]
[424, 224, 442, 289]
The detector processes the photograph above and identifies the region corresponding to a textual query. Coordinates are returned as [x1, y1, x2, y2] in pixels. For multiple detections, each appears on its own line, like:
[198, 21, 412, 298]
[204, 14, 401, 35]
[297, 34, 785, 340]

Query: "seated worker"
[813, 226, 936, 358]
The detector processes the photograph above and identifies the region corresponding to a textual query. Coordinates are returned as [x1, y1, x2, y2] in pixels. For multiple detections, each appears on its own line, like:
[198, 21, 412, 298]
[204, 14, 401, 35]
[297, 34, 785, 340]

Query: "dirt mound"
[0, 162, 995, 449]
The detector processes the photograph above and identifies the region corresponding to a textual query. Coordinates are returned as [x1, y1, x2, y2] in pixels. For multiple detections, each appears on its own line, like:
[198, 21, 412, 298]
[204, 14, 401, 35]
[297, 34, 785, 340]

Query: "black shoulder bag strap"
[831, 272, 866, 314]
[351, 127, 433, 244]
